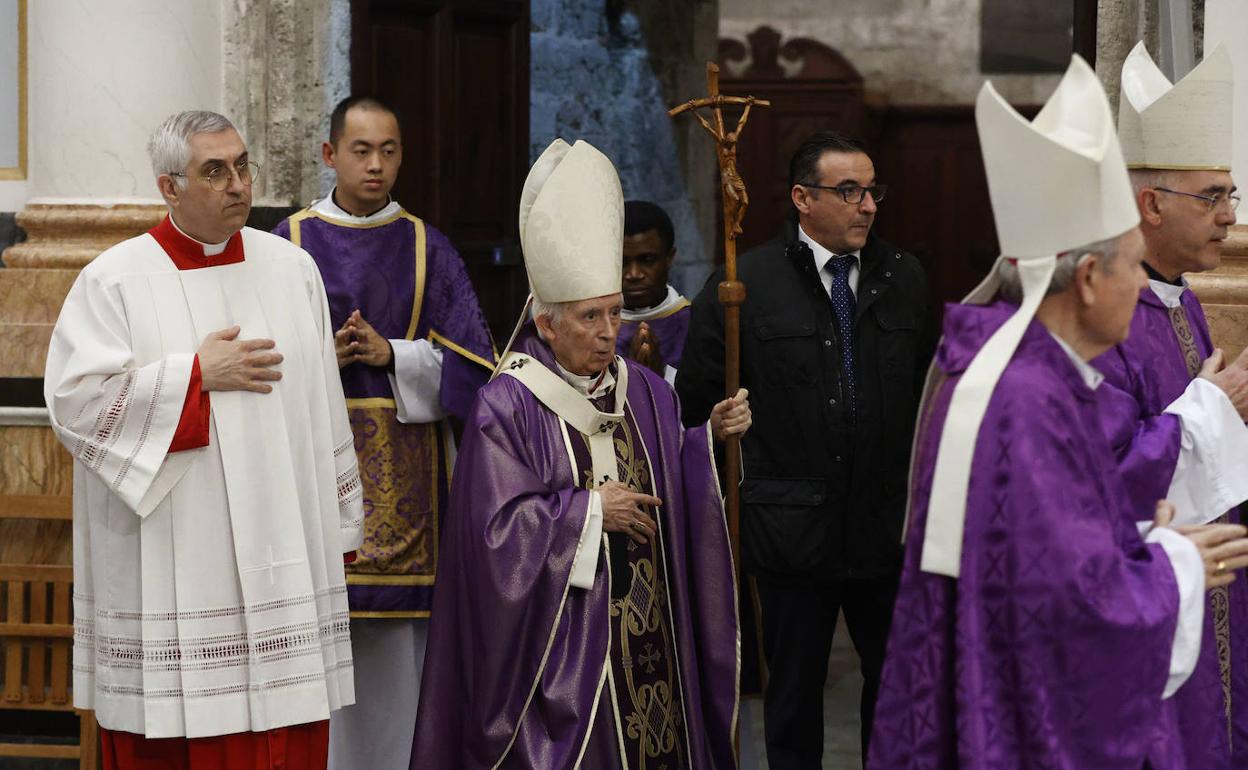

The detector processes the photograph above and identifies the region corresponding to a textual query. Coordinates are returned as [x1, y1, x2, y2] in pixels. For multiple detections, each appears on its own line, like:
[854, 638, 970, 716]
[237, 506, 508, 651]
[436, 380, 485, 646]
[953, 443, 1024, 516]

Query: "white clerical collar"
[798, 224, 860, 273]
[169, 214, 230, 256]
[1148, 276, 1189, 309]
[310, 186, 402, 225]
[621, 285, 687, 322]
[555, 360, 617, 399]
[1048, 331, 1104, 390]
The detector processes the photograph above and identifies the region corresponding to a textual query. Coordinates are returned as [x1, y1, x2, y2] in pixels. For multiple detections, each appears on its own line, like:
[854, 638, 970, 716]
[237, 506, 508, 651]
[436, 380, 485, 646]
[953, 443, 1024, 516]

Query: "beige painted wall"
[720, 0, 1061, 105]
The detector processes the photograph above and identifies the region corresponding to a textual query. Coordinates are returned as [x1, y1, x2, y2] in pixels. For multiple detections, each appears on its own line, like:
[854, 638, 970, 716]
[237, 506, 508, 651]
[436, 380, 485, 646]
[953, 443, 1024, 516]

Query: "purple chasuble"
[567, 397, 691, 769]
[1092, 286, 1248, 768]
[411, 324, 738, 769]
[274, 209, 495, 616]
[868, 300, 1186, 770]
[616, 302, 692, 371]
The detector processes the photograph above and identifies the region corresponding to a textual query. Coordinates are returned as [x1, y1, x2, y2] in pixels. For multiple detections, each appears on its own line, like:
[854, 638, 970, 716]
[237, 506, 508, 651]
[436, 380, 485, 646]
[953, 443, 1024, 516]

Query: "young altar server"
[867, 57, 1248, 769]
[273, 95, 495, 770]
[45, 111, 362, 769]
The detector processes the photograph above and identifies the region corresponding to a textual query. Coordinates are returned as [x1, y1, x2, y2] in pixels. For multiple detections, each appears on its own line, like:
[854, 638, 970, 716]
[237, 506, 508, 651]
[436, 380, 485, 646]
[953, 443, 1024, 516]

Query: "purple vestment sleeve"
[422, 227, 496, 419]
[869, 301, 1186, 770]
[1093, 342, 1184, 520]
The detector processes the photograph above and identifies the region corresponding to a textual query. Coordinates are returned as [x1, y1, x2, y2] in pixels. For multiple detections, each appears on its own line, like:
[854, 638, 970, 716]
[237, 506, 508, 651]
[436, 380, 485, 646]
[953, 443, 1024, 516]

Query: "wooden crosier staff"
[668, 62, 769, 572]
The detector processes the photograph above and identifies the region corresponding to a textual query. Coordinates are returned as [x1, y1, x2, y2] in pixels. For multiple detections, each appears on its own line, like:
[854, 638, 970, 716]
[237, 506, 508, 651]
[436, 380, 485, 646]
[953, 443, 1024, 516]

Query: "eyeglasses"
[170, 161, 262, 192]
[799, 182, 887, 204]
[1154, 186, 1240, 212]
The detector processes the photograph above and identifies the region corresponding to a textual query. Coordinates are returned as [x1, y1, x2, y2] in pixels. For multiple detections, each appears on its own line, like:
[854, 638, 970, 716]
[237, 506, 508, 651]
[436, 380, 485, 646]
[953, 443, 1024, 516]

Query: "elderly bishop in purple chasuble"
[868, 302, 1194, 769]
[870, 56, 1210, 770]
[412, 138, 740, 769]
[413, 325, 738, 768]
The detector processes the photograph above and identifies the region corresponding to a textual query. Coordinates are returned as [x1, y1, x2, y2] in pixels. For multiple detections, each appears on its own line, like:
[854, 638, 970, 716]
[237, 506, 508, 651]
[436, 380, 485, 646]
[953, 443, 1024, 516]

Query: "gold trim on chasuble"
[632, 297, 691, 322]
[288, 208, 428, 343]
[1168, 302, 1233, 743]
[580, 409, 691, 768]
[291, 208, 438, 618]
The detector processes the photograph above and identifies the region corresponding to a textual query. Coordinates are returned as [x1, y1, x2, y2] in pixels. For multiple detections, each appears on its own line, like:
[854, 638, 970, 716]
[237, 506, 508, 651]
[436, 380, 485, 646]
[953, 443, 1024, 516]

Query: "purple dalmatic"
[868, 300, 1187, 770]
[274, 209, 495, 616]
[617, 294, 692, 371]
[411, 323, 738, 769]
[1093, 285, 1248, 769]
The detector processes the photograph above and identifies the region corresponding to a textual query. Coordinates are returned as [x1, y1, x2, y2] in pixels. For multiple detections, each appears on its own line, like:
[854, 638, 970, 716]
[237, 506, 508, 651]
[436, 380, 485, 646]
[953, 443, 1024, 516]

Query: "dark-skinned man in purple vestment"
[617, 200, 691, 383]
[412, 138, 749, 769]
[869, 56, 1248, 770]
[273, 95, 495, 770]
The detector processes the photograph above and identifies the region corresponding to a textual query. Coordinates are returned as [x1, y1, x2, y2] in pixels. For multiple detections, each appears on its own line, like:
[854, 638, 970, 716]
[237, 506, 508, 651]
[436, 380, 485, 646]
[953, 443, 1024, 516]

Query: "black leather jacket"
[677, 220, 935, 582]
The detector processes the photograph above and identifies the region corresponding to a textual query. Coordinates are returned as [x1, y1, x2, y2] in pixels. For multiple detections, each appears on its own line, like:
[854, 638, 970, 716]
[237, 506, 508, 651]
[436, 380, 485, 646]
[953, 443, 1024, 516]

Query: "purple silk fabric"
[411, 324, 738, 769]
[1093, 287, 1248, 769]
[616, 304, 692, 371]
[868, 300, 1185, 770]
[273, 212, 494, 419]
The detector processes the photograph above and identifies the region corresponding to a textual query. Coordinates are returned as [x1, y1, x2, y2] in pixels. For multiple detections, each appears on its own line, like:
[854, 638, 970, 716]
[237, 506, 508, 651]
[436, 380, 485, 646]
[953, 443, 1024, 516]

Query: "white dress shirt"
[798, 224, 861, 298]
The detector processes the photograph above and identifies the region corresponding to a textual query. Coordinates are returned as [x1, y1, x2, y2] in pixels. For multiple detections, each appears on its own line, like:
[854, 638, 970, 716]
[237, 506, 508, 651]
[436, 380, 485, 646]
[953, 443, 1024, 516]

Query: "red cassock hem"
[168, 355, 212, 452]
[100, 720, 329, 770]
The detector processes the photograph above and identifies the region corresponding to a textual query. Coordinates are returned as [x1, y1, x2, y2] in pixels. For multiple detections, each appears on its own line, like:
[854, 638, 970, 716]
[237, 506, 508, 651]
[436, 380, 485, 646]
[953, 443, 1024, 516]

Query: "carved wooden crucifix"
[669, 62, 770, 574]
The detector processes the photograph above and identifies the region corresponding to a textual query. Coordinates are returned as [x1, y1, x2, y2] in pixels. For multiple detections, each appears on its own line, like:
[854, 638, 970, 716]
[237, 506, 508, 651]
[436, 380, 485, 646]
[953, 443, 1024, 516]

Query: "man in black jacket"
[677, 131, 933, 768]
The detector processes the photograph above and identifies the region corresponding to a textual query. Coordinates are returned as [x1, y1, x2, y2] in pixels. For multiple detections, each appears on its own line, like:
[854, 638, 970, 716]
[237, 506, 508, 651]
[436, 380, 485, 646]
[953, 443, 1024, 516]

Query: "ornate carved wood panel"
[718, 26, 1039, 311]
[717, 26, 866, 255]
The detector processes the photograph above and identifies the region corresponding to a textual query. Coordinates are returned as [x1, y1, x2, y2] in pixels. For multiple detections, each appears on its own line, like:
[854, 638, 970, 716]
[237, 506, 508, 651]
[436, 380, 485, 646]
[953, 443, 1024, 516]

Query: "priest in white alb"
[44, 111, 363, 770]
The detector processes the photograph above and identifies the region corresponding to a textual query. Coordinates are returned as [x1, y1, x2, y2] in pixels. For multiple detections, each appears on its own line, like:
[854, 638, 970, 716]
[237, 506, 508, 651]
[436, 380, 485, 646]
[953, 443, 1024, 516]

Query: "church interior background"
[1, 0, 1247, 767]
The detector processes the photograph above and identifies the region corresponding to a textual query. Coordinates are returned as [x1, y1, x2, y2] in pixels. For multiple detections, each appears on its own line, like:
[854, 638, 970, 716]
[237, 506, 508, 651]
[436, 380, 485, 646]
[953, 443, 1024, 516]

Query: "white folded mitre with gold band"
[919, 54, 1140, 578]
[1118, 41, 1233, 171]
[519, 138, 624, 303]
[493, 138, 625, 377]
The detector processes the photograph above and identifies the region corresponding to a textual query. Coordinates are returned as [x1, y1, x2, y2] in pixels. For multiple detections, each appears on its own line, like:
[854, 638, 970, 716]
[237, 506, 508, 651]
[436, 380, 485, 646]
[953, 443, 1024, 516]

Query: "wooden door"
[352, 0, 530, 343]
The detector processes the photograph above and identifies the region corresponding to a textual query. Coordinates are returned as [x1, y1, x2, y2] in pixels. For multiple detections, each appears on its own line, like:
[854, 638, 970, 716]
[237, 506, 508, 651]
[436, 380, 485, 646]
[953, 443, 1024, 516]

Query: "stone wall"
[720, 0, 1061, 105]
[223, 0, 351, 208]
[531, 0, 721, 295]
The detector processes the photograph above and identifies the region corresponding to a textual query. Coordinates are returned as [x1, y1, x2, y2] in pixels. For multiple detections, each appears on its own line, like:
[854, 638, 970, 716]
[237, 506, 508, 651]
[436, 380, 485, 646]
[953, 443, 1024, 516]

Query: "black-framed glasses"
[170, 161, 262, 192]
[799, 182, 887, 204]
[1154, 186, 1240, 212]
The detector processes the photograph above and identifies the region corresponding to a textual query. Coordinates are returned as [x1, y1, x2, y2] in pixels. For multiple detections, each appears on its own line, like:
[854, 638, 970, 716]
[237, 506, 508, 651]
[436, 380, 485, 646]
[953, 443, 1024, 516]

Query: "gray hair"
[1128, 168, 1176, 195]
[530, 297, 572, 341]
[996, 235, 1121, 303]
[147, 111, 237, 185]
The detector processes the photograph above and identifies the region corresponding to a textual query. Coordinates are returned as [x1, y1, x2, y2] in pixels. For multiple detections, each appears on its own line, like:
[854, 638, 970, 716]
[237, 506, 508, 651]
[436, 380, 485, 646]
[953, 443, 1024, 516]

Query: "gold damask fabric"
[1167, 302, 1233, 741]
[345, 405, 443, 592]
[573, 409, 691, 769]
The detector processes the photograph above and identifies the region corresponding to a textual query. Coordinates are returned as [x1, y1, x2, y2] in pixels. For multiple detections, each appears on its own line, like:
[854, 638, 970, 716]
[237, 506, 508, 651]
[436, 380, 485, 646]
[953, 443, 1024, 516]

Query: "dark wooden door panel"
[352, 0, 530, 343]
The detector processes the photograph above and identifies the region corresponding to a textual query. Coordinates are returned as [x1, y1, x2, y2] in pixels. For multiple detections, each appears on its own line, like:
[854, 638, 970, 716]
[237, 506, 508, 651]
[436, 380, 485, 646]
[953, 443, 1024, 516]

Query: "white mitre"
[493, 138, 624, 375]
[519, 138, 623, 303]
[919, 54, 1140, 578]
[1118, 41, 1233, 170]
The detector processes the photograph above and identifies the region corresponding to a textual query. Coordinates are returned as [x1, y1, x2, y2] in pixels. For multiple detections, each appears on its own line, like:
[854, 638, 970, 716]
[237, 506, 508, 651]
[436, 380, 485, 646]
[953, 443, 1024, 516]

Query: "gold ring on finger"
[1216, 560, 1229, 576]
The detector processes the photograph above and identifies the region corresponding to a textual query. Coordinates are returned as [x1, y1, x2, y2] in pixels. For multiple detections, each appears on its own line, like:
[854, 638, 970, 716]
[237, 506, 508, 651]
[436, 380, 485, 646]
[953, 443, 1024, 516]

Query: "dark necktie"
[826, 255, 857, 407]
